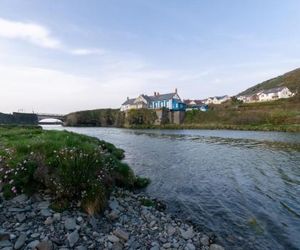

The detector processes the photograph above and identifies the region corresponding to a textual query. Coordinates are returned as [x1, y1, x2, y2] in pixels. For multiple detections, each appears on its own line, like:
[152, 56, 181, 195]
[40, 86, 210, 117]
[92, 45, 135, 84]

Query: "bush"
[126, 109, 157, 125]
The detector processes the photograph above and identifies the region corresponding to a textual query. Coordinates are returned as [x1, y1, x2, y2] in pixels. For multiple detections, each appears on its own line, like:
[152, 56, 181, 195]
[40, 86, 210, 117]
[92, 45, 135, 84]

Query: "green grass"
[0, 126, 150, 214]
[239, 67, 300, 96]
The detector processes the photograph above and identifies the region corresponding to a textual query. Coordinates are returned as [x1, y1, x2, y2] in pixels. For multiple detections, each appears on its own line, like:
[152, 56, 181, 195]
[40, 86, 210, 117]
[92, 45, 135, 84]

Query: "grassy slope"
[239, 68, 300, 96]
[182, 95, 300, 132]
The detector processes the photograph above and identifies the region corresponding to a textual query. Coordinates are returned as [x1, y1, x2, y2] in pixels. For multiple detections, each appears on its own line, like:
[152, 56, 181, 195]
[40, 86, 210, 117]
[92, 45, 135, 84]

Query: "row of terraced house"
[120, 86, 295, 114]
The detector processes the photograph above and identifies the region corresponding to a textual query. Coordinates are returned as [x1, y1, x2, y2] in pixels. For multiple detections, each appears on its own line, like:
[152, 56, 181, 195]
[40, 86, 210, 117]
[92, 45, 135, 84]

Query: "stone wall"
[0, 112, 38, 125]
[168, 111, 185, 125]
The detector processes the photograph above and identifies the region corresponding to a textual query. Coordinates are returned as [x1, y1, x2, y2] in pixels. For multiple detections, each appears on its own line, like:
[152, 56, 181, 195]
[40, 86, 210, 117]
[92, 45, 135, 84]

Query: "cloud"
[0, 17, 105, 56]
[0, 18, 61, 49]
[69, 48, 107, 56]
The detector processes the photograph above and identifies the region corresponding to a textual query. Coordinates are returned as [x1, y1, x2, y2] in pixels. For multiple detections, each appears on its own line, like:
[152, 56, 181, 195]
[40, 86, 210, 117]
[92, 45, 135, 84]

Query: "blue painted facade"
[148, 93, 186, 111]
[121, 90, 186, 111]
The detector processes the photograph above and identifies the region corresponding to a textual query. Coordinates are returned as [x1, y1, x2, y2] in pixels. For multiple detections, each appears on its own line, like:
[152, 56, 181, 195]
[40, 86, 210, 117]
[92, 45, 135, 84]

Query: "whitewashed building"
[257, 87, 294, 102]
[203, 95, 230, 104]
[237, 87, 294, 103]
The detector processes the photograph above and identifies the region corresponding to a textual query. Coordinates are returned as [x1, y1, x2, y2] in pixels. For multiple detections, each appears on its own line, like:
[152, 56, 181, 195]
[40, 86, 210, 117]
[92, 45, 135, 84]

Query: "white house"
[257, 87, 294, 102]
[237, 94, 259, 103]
[203, 95, 230, 104]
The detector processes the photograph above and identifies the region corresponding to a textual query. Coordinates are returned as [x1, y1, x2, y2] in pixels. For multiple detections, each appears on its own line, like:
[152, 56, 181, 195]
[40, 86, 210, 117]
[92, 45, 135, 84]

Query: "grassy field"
[0, 126, 149, 214]
[182, 95, 300, 132]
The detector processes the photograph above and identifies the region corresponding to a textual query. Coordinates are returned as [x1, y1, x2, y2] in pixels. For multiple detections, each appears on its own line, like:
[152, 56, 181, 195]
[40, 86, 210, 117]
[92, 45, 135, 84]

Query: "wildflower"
[11, 186, 17, 193]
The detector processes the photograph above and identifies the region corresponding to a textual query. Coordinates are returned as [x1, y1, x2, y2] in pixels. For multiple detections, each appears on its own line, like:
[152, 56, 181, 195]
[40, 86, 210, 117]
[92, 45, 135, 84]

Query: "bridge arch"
[38, 118, 63, 124]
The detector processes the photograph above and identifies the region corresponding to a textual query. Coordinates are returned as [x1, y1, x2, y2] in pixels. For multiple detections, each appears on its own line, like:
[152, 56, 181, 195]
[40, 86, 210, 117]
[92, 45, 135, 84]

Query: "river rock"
[186, 242, 196, 250]
[40, 209, 52, 217]
[112, 242, 123, 250]
[210, 244, 225, 250]
[26, 240, 40, 249]
[0, 232, 10, 241]
[12, 194, 28, 203]
[36, 240, 53, 250]
[16, 213, 26, 223]
[107, 235, 119, 243]
[53, 213, 61, 221]
[163, 242, 171, 248]
[113, 228, 129, 241]
[14, 233, 26, 249]
[0, 240, 12, 248]
[180, 228, 194, 240]
[37, 201, 50, 209]
[109, 198, 119, 210]
[44, 217, 53, 225]
[68, 231, 79, 247]
[200, 235, 210, 246]
[75, 246, 87, 250]
[65, 218, 77, 231]
[167, 225, 176, 236]
[107, 211, 119, 220]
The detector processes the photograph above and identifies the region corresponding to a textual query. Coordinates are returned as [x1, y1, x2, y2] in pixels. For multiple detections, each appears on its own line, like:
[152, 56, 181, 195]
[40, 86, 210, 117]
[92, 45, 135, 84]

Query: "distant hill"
[239, 68, 300, 96]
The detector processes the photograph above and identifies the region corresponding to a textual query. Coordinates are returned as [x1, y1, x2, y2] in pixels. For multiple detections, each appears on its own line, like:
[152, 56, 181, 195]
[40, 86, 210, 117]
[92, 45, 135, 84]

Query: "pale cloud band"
[0, 17, 103, 56]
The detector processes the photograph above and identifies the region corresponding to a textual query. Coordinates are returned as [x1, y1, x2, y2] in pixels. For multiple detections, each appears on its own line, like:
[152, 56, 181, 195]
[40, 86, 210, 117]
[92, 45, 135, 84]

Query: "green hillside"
[239, 68, 300, 96]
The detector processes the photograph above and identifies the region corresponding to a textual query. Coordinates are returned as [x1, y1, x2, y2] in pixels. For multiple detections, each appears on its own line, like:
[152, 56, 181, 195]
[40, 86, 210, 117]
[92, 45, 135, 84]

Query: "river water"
[44, 126, 300, 250]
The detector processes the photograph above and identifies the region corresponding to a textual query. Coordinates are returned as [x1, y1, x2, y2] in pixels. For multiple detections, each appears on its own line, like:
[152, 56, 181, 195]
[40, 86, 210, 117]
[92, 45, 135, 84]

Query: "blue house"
[148, 89, 186, 111]
[121, 89, 186, 111]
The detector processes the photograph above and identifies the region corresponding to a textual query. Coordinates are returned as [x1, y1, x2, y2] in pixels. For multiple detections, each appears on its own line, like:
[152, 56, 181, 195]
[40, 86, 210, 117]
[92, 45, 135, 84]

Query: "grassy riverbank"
[64, 95, 300, 132]
[127, 123, 300, 132]
[0, 126, 149, 214]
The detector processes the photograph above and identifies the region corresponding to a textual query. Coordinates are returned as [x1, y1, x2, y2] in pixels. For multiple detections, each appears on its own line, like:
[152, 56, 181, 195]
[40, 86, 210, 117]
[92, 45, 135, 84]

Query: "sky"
[0, 0, 300, 114]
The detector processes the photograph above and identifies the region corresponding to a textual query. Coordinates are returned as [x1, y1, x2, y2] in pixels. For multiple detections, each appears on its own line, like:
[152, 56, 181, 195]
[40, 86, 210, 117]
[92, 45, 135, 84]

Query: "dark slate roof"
[215, 95, 229, 100]
[141, 94, 152, 103]
[122, 98, 136, 105]
[261, 87, 286, 94]
[148, 93, 177, 101]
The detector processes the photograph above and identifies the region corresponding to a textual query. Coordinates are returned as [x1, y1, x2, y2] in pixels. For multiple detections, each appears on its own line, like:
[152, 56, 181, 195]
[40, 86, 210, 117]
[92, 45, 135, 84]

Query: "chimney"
[154, 92, 156, 96]
[175, 88, 178, 94]
[157, 92, 160, 96]
[127, 97, 129, 100]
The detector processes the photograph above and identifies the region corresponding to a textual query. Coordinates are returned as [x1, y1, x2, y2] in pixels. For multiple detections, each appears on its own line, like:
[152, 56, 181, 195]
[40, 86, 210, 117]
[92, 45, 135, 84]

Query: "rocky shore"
[0, 188, 224, 250]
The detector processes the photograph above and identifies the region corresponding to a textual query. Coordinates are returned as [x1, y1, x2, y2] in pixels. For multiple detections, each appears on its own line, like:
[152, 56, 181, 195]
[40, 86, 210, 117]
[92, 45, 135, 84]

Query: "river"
[43, 126, 300, 250]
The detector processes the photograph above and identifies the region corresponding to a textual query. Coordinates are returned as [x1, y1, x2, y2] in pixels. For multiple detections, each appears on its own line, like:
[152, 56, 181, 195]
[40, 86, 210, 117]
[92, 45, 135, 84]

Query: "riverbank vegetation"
[64, 94, 300, 132]
[0, 126, 149, 214]
[65, 109, 125, 127]
[182, 94, 300, 132]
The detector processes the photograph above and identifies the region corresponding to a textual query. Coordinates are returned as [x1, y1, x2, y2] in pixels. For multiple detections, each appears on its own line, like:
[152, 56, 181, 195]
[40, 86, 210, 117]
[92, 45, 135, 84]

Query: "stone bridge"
[36, 113, 66, 123]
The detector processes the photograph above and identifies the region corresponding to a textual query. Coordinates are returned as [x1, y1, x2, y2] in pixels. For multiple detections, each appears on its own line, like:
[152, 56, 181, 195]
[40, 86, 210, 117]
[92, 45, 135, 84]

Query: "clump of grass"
[134, 176, 151, 189]
[140, 198, 155, 207]
[0, 126, 150, 214]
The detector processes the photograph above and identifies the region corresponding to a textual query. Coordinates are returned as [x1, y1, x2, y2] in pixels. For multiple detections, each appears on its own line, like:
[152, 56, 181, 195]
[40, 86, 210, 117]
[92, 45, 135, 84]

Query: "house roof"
[148, 92, 177, 101]
[214, 95, 229, 100]
[260, 86, 287, 94]
[184, 99, 203, 105]
[140, 94, 152, 103]
[122, 98, 136, 105]
[122, 91, 182, 106]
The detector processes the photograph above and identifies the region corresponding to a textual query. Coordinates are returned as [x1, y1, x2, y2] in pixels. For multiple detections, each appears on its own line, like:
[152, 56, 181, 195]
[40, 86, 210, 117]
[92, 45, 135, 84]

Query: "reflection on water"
[43, 126, 300, 250]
